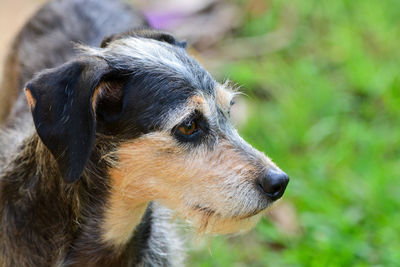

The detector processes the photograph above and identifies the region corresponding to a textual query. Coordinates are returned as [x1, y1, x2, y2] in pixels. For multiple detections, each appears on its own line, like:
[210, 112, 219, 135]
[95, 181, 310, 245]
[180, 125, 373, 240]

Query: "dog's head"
[25, 29, 288, 238]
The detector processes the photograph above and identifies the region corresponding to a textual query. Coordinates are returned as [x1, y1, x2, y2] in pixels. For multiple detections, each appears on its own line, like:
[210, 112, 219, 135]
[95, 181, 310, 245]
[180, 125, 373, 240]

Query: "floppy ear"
[101, 28, 187, 49]
[25, 57, 111, 183]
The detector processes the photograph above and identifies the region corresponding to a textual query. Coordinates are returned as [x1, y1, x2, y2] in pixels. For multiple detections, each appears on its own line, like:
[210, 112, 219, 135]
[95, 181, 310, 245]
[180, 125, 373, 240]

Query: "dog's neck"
[0, 133, 152, 266]
[101, 185, 149, 245]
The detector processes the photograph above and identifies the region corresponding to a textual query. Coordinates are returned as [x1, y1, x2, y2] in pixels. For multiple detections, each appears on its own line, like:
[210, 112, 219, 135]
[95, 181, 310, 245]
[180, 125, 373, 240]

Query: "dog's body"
[0, 1, 183, 266]
[0, 0, 289, 266]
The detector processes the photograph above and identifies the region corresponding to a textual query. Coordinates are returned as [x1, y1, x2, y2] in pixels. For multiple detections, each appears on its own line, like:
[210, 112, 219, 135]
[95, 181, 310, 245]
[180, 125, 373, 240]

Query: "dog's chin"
[182, 207, 266, 235]
[159, 198, 270, 235]
[198, 212, 264, 235]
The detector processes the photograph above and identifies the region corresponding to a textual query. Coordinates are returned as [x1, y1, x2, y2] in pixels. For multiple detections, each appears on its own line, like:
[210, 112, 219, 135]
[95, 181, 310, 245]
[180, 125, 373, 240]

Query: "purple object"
[144, 11, 187, 29]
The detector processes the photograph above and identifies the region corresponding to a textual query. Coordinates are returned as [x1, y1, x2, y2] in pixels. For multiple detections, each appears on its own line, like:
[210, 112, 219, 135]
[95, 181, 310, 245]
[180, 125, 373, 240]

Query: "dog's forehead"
[82, 38, 238, 131]
[83, 37, 226, 130]
[82, 37, 215, 93]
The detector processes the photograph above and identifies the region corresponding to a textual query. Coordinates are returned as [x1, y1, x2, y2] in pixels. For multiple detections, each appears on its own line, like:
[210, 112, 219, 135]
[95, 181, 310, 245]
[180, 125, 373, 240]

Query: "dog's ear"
[101, 29, 187, 49]
[25, 57, 113, 183]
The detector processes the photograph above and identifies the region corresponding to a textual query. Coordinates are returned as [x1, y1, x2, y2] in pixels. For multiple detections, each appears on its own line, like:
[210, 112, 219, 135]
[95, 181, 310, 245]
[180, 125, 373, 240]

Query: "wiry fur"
[0, 0, 288, 266]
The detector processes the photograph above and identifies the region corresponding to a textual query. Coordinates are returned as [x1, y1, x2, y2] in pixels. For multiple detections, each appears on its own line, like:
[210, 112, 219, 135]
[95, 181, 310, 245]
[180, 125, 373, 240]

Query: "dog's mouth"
[192, 204, 266, 220]
[186, 203, 268, 234]
[237, 209, 265, 219]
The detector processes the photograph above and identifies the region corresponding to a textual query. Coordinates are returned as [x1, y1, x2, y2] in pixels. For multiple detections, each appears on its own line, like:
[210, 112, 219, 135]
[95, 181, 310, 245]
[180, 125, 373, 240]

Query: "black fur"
[26, 58, 110, 183]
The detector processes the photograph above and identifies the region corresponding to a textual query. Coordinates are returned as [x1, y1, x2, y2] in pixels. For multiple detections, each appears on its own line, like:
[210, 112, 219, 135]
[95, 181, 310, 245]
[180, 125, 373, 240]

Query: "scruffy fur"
[0, 0, 289, 266]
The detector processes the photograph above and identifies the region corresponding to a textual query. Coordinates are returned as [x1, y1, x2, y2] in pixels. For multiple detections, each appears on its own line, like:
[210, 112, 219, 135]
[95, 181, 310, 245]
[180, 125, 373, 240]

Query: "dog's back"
[0, 0, 147, 125]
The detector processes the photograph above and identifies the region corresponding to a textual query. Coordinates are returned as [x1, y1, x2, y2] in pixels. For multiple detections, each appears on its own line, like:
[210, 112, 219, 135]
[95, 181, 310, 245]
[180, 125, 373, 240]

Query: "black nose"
[257, 170, 289, 200]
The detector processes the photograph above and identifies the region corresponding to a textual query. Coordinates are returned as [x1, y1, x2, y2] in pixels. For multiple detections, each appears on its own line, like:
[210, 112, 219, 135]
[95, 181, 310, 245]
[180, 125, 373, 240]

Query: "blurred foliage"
[189, 0, 400, 266]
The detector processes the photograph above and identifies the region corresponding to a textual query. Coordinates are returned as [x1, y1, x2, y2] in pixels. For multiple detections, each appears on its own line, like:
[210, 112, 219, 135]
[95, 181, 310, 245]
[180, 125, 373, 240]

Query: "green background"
[190, 0, 400, 266]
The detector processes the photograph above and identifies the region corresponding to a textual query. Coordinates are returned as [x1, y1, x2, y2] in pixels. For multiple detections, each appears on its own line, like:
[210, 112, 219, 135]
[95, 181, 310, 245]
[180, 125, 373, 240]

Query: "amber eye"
[178, 120, 197, 136]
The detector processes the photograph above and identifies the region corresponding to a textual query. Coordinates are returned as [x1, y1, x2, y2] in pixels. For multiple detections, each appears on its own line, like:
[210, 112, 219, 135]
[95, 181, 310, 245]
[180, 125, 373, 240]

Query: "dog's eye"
[178, 120, 197, 136]
[173, 111, 208, 144]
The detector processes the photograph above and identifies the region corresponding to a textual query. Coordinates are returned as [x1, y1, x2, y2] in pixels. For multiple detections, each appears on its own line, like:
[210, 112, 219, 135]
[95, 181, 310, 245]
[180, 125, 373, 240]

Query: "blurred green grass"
[190, 0, 400, 266]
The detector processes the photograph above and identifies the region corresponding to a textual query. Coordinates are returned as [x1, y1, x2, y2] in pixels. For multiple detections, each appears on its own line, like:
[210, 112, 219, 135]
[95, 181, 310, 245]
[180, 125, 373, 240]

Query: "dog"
[0, 0, 289, 266]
